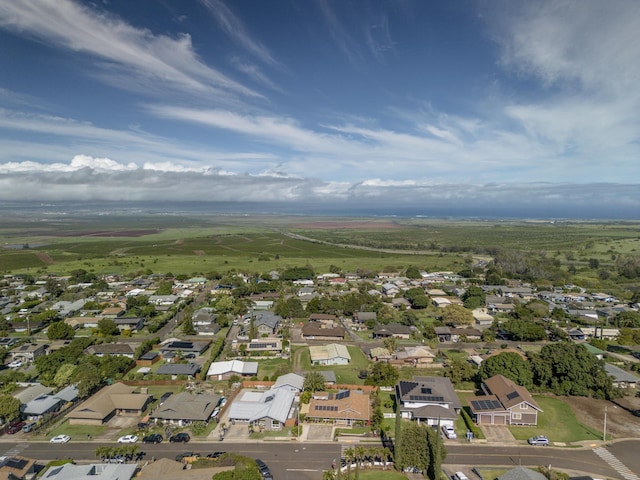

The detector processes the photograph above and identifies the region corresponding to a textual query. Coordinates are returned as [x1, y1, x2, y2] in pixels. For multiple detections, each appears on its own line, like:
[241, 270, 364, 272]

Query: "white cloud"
[0, 0, 261, 101]
[199, 0, 278, 66]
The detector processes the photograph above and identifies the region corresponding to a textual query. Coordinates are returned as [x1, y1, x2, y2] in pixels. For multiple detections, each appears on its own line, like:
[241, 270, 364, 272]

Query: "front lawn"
[509, 396, 602, 443]
[42, 419, 107, 440]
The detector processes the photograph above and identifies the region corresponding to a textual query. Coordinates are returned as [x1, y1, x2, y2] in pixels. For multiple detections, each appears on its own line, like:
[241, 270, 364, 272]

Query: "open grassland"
[2, 214, 640, 279]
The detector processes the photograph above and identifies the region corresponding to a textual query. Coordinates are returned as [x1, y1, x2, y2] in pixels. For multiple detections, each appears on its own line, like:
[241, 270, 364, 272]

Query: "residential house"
[604, 363, 640, 389]
[396, 376, 462, 427]
[64, 317, 100, 329]
[40, 463, 137, 480]
[353, 312, 377, 325]
[100, 306, 124, 318]
[246, 338, 282, 356]
[472, 308, 494, 327]
[206, 360, 259, 381]
[227, 388, 295, 431]
[392, 298, 411, 310]
[309, 313, 338, 327]
[150, 391, 219, 426]
[0, 456, 37, 480]
[301, 323, 345, 341]
[114, 317, 144, 333]
[160, 339, 210, 355]
[253, 312, 281, 336]
[136, 458, 233, 480]
[450, 327, 482, 342]
[306, 389, 370, 426]
[369, 347, 392, 361]
[434, 326, 452, 342]
[156, 363, 201, 378]
[579, 327, 620, 340]
[393, 346, 436, 367]
[136, 351, 161, 366]
[319, 371, 337, 386]
[432, 297, 452, 308]
[272, 373, 305, 394]
[8, 343, 47, 363]
[86, 343, 135, 358]
[148, 294, 178, 306]
[192, 308, 217, 326]
[22, 385, 79, 421]
[498, 467, 547, 480]
[13, 384, 53, 405]
[309, 344, 351, 366]
[68, 382, 151, 425]
[373, 323, 412, 339]
[469, 374, 542, 425]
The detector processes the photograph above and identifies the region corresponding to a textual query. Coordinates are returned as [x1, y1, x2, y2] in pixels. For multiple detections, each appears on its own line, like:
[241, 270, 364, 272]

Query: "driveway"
[480, 426, 516, 443]
[304, 424, 334, 442]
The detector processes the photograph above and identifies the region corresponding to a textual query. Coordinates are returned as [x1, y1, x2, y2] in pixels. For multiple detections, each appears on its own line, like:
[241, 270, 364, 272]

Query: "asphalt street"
[5, 440, 640, 480]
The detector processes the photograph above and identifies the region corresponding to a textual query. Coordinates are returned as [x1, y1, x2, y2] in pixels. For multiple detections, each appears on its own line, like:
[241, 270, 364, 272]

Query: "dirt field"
[35, 252, 54, 264]
[563, 395, 640, 439]
[60, 229, 160, 237]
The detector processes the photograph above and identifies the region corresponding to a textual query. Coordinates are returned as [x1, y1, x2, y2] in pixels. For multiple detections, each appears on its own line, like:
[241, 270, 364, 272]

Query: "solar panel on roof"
[420, 387, 432, 394]
[335, 390, 350, 400]
[169, 341, 193, 349]
[471, 399, 502, 411]
[506, 391, 519, 400]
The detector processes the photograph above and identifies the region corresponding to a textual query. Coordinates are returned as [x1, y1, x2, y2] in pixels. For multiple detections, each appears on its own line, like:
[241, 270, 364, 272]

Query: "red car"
[7, 421, 25, 434]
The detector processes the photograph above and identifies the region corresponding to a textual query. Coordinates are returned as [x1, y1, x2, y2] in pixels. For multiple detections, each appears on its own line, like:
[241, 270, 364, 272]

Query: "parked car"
[207, 452, 226, 459]
[219, 397, 227, 407]
[528, 435, 549, 446]
[453, 472, 469, 480]
[255, 459, 273, 480]
[7, 421, 25, 434]
[50, 434, 71, 444]
[8, 360, 23, 369]
[117, 434, 139, 443]
[142, 434, 163, 444]
[210, 407, 220, 419]
[21, 421, 37, 433]
[441, 425, 457, 439]
[170, 432, 190, 443]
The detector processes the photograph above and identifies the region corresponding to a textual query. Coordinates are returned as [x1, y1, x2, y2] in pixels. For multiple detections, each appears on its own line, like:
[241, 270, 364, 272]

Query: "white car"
[50, 434, 71, 443]
[453, 472, 469, 480]
[442, 425, 457, 439]
[117, 435, 138, 443]
[8, 360, 23, 369]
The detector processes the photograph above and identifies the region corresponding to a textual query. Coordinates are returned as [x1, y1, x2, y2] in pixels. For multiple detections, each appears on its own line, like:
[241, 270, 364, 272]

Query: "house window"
[521, 403, 528, 409]
[512, 413, 522, 420]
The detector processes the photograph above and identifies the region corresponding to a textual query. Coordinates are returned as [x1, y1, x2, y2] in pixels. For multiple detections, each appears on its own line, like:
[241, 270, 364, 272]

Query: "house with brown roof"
[308, 313, 338, 327]
[0, 456, 37, 480]
[306, 389, 370, 426]
[392, 346, 436, 367]
[469, 374, 542, 425]
[301, 323, 345, 341]
[68, 382, 151, 425]
[86, 343, 135, 358]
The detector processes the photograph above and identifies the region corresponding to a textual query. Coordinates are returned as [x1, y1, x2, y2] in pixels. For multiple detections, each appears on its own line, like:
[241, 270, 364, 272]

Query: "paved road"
[7, 440, 640, 480]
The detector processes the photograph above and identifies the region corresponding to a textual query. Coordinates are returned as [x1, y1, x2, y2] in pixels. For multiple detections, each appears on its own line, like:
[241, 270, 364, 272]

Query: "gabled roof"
[307, 389, 370, 422]
[483, 375, 541, 411]
[374, 323, 412, 335]
[309, 344, 351, 362]
[156, 363, 200, 376]
[273, 373, 304, 391]
[301, 324, 345, 338]
[41, 463, 137, 480]
[151, 392, 219, 421]
[396, 376, 461, 410]
[253, 312, 281, 329]
[86, 343, 135, 355]
[69, 383, 149, 420]
[227, 388, 295, 424]
[206, 360, 258, 377]
[498, 467, 546, 480]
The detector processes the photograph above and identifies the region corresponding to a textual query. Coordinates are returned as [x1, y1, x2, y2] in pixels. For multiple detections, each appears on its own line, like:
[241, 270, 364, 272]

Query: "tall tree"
[479, 352, 533, 388]
[303, 371, 326, 393]
[47, 321, 75, 340]
[0, 394, 21, 422]
[440, 304, 473, 326]
[396, 422, 431, 475]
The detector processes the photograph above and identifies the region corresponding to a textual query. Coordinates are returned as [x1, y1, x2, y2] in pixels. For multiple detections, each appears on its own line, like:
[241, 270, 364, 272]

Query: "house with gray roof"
[396, 376, 462, 427]
[604, 363, 640, 388]
[86, 343, 135, 358]
[252, 312, 281, 336]
[227, 388, 295, 431]
[156, 363, 200, 377]
[498, 467, 546, 480]
[22, 385, 79, 420]
[41, 463, 137, 480]
[273, 373, 304, 393]
[206, 360, 259, 380]
[150, 391, 220, 426]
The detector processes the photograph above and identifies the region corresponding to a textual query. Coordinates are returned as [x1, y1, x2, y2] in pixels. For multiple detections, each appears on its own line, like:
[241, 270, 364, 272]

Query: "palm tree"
[354, 446, 367, 479]
[343, 447, 355, 479]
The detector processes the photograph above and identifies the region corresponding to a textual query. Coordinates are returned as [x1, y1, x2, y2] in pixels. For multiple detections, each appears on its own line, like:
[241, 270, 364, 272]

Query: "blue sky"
[0, 0, 639, 217]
